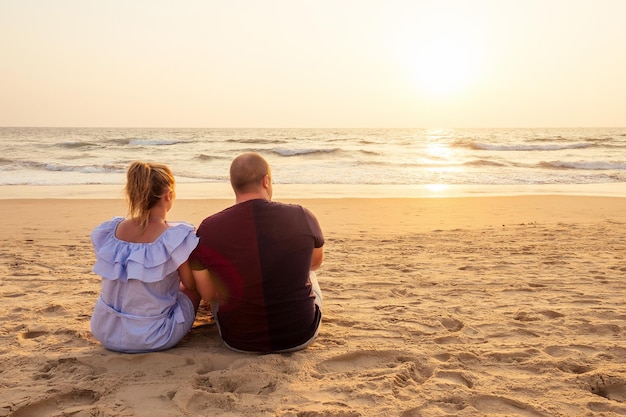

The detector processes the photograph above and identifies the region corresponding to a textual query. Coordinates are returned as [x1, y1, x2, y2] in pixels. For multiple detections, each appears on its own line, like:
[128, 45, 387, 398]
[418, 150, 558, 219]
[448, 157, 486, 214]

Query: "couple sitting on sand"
[89, 152, 324, 354]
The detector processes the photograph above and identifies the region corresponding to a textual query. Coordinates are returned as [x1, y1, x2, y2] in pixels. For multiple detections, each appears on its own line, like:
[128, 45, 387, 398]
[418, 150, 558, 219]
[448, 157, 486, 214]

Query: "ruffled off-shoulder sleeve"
[91, 217, 200, 283]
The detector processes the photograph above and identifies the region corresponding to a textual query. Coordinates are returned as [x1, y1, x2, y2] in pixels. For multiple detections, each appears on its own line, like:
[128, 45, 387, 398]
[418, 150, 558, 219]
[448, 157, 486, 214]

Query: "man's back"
[193, 199, 324, 352]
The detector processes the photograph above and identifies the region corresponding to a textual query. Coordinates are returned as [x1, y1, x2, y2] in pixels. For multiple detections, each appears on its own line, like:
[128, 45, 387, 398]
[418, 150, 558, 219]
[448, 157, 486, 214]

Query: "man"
[191, 152, 324, 353]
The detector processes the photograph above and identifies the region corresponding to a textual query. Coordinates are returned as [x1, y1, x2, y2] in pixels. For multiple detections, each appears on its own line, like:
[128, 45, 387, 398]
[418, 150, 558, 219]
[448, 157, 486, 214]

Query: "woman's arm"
[178, 261, 196, 291]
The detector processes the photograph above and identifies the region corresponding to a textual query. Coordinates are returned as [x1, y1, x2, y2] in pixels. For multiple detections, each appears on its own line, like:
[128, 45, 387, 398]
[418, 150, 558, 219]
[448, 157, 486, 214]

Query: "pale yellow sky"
[1, 0, 625, 128]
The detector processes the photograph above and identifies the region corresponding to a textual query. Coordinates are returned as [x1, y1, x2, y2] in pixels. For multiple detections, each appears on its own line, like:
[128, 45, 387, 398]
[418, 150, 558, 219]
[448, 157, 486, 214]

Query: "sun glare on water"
[425, 141, 453, 159]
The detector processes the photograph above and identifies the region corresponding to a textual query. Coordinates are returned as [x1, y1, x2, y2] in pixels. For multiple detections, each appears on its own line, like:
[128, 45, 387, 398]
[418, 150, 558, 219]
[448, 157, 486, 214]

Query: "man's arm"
[310, 246, 324, 271]
[190, 258, 218, 302]
[304, 206, 324, 271]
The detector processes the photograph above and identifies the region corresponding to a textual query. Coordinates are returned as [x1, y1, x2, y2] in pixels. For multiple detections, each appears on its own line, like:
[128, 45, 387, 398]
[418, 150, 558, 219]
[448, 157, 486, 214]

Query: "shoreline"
[1, 182, 625, 199]
[2, 195, 625, 237]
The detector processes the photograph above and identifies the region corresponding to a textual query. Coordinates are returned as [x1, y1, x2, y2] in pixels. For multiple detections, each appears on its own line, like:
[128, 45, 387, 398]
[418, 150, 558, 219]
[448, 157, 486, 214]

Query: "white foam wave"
[542, 160, 626, 170]
[472, 142, 592, 151]
[128, 139, 184, 146]
[16, 161, 125, 174]
[271, 147, 339, 157]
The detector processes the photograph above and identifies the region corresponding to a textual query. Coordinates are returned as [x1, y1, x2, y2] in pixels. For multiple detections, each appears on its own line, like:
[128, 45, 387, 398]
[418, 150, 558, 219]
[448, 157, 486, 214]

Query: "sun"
[393, 9, 488, 100]
[411, 37, 478, 98]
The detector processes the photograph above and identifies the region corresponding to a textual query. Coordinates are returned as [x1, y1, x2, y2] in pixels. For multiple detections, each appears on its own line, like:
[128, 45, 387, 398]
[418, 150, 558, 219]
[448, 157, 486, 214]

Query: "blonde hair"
[125, 161, 175, 230]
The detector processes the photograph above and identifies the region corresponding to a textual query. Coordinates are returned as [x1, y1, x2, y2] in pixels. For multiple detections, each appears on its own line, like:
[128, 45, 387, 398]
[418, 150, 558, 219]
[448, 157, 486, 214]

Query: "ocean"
[1, 127, 625, 198]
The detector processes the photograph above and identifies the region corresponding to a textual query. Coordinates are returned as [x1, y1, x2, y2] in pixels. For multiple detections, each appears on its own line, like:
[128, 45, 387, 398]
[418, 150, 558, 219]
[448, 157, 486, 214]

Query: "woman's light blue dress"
[90, 217, 199, 353]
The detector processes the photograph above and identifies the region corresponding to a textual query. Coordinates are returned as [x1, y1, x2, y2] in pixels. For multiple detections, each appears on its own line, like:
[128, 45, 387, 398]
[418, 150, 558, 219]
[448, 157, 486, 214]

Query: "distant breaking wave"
[226, 138, 288, 145]
[129, 139, 186, 146]
[468, 142, 593, 151]
[463, 159, 507, 167]
[46, 162, 125, 174]
[360, 159, 509, 168]
[271, 147, 340, 157]
[8, 160, 126, 173]
[194, 153, 229, 161]
[58, 141, 97, 149]
[540, 160, 626, 170]
[105, 138, 187, 146]
[359, 149, 382, 156]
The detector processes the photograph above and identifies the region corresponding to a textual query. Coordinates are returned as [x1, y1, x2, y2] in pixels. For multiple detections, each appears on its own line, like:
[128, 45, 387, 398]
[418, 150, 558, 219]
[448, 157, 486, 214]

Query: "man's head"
[230, 152, 272, 201]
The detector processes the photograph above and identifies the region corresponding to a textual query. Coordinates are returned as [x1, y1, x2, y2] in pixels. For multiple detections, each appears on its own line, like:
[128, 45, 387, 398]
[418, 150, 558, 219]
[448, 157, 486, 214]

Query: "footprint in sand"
[583, 373, 626, 402]
[439, 316, 464, 332]
[34, 357, 105, 381]
[555, 359, 594, 375]
[317, 350, 434, 387]
[471, 394, 548, 416]
[400, 393, 548, 416]
[18, 330, 47, 340]
[432, 370, 474, 388]
[194, 372, 278, 396]
[276, 410, 361, 417]
[194, 355, 298, 396]
[433, 335, 464, 345]
[8, 389, 100, 417]
[195, 353, 237, 375]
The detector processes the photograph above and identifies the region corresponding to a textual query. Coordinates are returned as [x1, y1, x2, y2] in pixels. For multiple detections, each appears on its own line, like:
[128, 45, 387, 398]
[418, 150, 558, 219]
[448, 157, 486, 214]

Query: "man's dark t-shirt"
[191, 199, 324, 352]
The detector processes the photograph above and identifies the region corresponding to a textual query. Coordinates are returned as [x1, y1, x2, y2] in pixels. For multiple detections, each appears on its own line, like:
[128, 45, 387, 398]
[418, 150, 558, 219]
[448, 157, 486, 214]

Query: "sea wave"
[468, 142, 593, 151]
[359, 149, 383, 156]
[358, 158, 510, 168]
[463, 159, 508, 167]
[226, 138, 288, 145]
[194, 153, 228, 161]
[271, 147, 340, 157]
[173, 171, 227, 182]
[540, 160, 626, 170]
[58, 141, 97, 149]
[48, 163, 125, 174]
[107, 138, 133, 145]
[128, 138, 187, 146]
[8, 160, 126, 173]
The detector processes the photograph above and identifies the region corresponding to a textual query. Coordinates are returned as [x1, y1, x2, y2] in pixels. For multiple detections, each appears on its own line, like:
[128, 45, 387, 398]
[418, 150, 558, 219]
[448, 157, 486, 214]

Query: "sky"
[1, 0, 625, 128]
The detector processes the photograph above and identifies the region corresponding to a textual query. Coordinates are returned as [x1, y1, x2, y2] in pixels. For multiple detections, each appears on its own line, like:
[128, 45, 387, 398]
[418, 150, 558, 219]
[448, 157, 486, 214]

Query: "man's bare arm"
[311, 246, 324, 271]
[192, 268, 218, 302]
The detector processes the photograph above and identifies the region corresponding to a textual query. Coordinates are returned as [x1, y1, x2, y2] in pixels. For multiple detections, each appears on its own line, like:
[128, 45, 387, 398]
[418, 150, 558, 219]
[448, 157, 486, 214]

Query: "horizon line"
[2, 125, 625, 130]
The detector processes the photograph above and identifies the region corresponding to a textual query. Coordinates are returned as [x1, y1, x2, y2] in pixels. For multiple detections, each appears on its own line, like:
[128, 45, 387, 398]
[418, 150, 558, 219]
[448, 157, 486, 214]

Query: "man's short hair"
[230, 152, 270, 193]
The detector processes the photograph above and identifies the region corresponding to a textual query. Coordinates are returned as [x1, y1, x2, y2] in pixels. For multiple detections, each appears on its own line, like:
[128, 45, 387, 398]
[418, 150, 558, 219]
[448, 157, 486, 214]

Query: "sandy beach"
[1, 195, 625, 416]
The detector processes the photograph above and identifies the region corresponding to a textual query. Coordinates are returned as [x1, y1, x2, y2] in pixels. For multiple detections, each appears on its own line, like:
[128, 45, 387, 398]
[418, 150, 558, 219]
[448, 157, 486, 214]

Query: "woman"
[90, 161, 200, 353]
